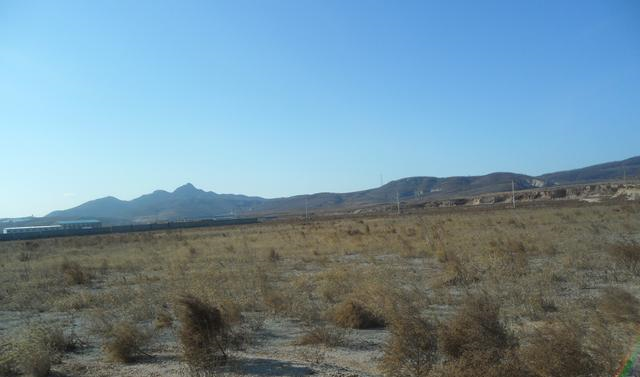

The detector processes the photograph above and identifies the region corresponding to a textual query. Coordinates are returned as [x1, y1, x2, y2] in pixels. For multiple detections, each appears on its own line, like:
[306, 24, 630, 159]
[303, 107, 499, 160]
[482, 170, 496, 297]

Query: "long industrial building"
[2, 220, 102, 234]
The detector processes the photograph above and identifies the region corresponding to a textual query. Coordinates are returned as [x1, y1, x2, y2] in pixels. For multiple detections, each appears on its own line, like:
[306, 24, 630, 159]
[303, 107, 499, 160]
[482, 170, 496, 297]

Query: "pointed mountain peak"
[174, 183, 201, 194]
[94, 196, 125, 203]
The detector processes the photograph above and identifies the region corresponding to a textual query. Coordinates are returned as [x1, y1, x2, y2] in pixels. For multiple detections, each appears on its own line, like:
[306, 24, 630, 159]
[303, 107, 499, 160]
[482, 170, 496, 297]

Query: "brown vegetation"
[609, 242, 640, 276]
[438, 295, 513, 359]
[0, 323, 72, 377]
[330, 299, 385, 329]
[176, 295, 230, 372]
[154, 310, 174, 329]
[0, 201, 638, 376]
[103, 321, 149, 363]
[61, 260, 91, 285]
[521, 321, 594, 377]
[296, 325, 346, 347]
[381, 307, 438, 377]
[597, 286, 640, 323]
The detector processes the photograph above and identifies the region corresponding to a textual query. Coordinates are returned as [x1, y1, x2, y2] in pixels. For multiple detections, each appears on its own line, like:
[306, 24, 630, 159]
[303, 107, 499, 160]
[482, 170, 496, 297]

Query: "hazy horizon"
[2, 154, 638, 219]
[2, 1, 639, 218]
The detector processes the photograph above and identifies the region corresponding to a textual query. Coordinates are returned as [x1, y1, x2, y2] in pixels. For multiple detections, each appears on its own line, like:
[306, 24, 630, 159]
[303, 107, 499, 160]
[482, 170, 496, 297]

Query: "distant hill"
[540, 156, 640, 185]
[47, 183, 266, 223]
[256, 173, 544, 213]
[40, 155, 640, 223]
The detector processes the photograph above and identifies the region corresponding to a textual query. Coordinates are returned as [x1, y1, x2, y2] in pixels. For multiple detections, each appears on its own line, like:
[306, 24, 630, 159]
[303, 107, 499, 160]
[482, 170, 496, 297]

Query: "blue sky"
[1, 0, 639, 217]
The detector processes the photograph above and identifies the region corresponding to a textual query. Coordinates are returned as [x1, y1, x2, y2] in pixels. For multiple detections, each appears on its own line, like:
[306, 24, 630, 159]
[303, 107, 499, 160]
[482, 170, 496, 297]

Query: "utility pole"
[305, 196, 309, 221]
[380, 173, 383, 187]
[396, 191, 400, 215]
[511, 180, 516, 209]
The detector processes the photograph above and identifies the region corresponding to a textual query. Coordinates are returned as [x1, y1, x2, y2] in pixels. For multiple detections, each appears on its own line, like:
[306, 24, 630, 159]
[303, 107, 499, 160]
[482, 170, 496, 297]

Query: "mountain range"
[30, 155, 640, 224]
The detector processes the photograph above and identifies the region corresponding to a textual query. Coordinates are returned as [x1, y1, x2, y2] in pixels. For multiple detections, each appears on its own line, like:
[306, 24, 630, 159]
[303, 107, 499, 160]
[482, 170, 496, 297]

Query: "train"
[0, 218, 260, 241]
[2, 220, 102, 234]
[2, 225, 63, 234]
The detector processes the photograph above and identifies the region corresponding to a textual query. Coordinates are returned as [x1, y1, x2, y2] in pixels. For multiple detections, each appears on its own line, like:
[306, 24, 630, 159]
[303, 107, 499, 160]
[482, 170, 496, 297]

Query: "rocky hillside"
[418, 182, 640, 209]
[37, 155, 640, 223]
[540, 156, 640, 185]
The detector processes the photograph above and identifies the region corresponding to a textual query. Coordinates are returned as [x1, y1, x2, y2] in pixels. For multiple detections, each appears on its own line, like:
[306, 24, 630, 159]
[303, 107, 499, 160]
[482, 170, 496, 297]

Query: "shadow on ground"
[227, 357, 315, 376]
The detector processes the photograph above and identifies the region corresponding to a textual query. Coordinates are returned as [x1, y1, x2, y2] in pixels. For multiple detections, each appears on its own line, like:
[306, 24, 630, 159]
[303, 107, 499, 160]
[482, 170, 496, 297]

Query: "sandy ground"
[1, 311, 386, 377]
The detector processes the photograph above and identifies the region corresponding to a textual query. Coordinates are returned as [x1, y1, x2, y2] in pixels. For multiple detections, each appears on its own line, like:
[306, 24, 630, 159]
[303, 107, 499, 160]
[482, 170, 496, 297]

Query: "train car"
[1, 217, 259, 241]
[57, 220, 102, 230]
[2, 225, 63, 234]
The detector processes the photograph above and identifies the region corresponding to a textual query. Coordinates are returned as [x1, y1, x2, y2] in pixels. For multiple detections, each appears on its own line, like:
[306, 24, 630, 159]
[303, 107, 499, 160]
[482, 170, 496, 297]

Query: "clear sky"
[1, 0, 639, 218]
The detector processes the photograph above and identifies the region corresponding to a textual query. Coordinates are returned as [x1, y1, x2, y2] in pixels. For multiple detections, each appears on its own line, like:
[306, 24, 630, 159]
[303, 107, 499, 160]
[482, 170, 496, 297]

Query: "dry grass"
[0, 201, 638, 375]
[430, 349, 525, 377]
[266, 248, 281, 263]
[176, 295, 230, 372]
[609, 242, 640, 276]
[60, 260, 91, 285]
[154, 310, 174, 329]
[438, 295, 513, 359]
[521, 321, 594, 377]
[597, 286, 640, 323]
[330, 299, 385, 329]
[1, 323, 73, 377]
[295, 325, 346, 347]
[381, 295, 528, 377]
[381, 307, 438, 377]
[103, 321, 149, 363]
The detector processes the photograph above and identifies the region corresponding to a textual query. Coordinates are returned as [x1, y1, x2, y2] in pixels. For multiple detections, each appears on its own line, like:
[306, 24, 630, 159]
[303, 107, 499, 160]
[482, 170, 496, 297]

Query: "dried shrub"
[438, 251, 480, 286]
[597, 286, 640, 323]
[53, 290, 102, 311]
[220, 299, 243, 325]
[0, 341, 15, 376]
[585, 314, 625, 376]
[15, 345, 50, 377]
[347, 228, 364, 236]
[262, 286, 316, 322]
[3, 323, 71, 377]
[430, 349, 526, 377]
[353, 280, 412, 326]
[330, 299, 385, 329]
[434, 295, 526, 377]
[488, 239, 529, 278]
[87, 309, 117, 336]
[315, 267, 355, 304]
[266, 248, 281, 263]
[102, 321, 149, 363]
[524, 293, 558, 319]
[521, 321, 594, 377]
[61, 260, 91, 285]
[296, 325, 345, 347]
[24, 241, 40, 252]
[439, 295, 513, 359]
[263, 289, 291, 314]
[17, 251, 31, 262]
[381, 308, 438, 377]
[177, 295, 230, 372]
[609, 243, 640, 276]
[154, 310, 173, 329]
[34, 324, 71, 354]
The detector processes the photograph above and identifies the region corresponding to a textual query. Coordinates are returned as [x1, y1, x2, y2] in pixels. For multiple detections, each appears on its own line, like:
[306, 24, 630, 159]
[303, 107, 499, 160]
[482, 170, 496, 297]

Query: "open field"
[1, 200, 640, 377]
